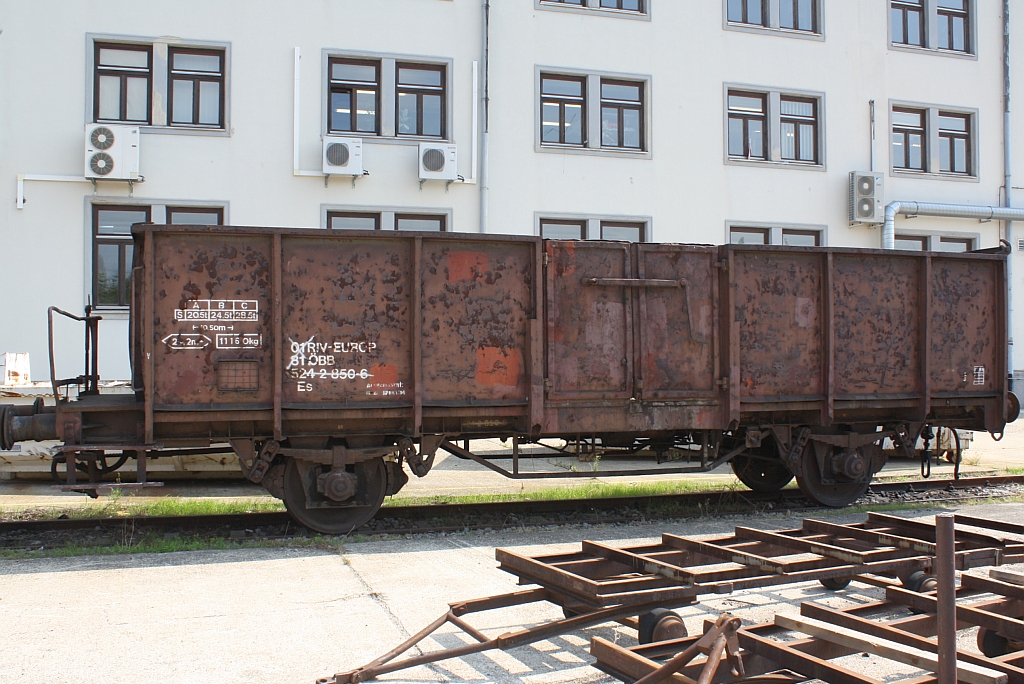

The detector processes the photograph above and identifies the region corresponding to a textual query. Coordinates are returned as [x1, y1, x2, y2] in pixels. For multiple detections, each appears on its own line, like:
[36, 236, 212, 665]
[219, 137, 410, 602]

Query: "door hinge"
[714, 260, 728, 271]
[543, 378, 552, 392]
[543, 253, 551, 266]
[715, 377, 730, 390]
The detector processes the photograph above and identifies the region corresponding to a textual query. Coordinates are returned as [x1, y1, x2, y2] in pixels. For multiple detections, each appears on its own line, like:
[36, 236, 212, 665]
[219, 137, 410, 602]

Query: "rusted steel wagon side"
[0, 225, 1015, 533]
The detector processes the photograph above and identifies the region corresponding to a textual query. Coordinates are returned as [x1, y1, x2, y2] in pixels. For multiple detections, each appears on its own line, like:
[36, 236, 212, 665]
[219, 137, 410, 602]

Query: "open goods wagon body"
[1, 225, 1014, 532]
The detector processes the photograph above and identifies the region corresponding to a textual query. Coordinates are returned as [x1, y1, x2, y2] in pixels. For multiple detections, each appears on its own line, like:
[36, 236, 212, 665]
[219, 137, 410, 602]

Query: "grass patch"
[384, 477, 750, 508]
[0, 533, 343, 560]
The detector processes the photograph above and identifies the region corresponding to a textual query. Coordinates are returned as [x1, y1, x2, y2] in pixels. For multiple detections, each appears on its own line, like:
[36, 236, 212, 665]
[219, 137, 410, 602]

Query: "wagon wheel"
[796, 446, 870, 508]
[282, 457, 387, 535]
[730, 448, 794, 493]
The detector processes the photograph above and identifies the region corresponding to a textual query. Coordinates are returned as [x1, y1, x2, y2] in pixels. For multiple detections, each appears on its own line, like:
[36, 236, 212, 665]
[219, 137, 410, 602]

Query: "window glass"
[168, 208, 224, 225]
[329, 213, 379, 230]
[422, 94, 442, 137]
[729, 95, 764, 113]
[782, 230, 819, 246]
[172, 52, 220, 72]
[601, 83, 640, 101]
[99, 48, 148, 68]
[543, 78, 582, 97]
[730, 228, 769, 244]
[938, 237, 972, 252]
[95, 244, 121, 305]
[398, 67, 442, 87]
[600, 79, 644, 150]
[98, 75, 121, 120]
[332, 62, 377, 82]
[97, 208, 148, 235]
[541, 221, 586, 240]
[780, 0, 814, 31]
[601, 222, 643, 242]
[396, 215, 445, 231]
[198, 81, 220, 125]
[895, 236, 927, 251]
[893, 110, 923, 127]
[171, 79, 193, 123]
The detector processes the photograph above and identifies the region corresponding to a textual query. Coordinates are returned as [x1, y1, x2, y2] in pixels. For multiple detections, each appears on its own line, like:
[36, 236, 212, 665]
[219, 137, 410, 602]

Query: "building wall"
[0, 0, 1020, 382]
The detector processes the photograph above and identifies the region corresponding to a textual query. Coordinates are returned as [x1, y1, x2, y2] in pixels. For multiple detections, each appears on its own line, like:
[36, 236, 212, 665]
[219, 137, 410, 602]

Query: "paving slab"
[4, 501, 1024, 683]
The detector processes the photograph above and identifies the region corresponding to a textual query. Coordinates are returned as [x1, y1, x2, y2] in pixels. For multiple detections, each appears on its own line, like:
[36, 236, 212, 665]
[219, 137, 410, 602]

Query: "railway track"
[2, 474, 1023, 546]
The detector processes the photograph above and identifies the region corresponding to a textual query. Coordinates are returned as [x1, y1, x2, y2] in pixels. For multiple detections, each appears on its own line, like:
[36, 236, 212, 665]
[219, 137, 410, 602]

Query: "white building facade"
[2, 0, 1023, 383]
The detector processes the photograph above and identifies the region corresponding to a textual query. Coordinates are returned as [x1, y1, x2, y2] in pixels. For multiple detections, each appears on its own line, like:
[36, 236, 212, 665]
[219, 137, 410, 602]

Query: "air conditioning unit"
[849, 171, 884, 224]
[84, 124, 140, 180]
[322, 137, 363, 176]
[418, 143, 458, 181]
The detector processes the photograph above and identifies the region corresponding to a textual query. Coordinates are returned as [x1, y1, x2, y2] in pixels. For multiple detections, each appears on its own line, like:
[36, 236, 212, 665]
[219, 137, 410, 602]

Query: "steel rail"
[1, 474, 1022, 538]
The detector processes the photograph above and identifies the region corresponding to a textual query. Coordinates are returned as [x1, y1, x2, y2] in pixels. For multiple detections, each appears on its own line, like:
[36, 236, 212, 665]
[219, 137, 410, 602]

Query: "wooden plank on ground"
[775, 613, 1007, 684]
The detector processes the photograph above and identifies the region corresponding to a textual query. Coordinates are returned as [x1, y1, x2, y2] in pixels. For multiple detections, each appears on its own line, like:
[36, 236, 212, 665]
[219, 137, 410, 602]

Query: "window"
[727, 0, 765, 26]
[938, 236, 974, 252]
[545, 0, 585, 3]
[782, 229, 819, 246]
[397, 64, 445, 138]
[328, 211, 380, 230]
[890, 0, 974, 54]
[730, 227, 769, 244]
[396, 214, 446, 232]
[728, 92, 767, 160]
[167, 207, 224, 225]
[895, 235, 975, 251]
[780, 97, 817, 163]
[937, 0, 969, 52]
[891, 0, 924, 46]
[895, 235, 928, 251]
[938, 112, 970, 174]
[537, 70, 650, 155]
[601, 222, 644, 242]
[892, 107, 926, 171]
[730, 225, 823, 245]
[328, 58, 379, 135]
[601, 80, 644, 149]
[541, 75, 586, 146]
[95, 43, 151, 123]
[540, 219, 586, 239]
[94, 206, 148, 307]
[168, 48, 225, 128]
[780, 0, 816, 32]
[599, 0, 643, 11]
[892, 105, 974, 177]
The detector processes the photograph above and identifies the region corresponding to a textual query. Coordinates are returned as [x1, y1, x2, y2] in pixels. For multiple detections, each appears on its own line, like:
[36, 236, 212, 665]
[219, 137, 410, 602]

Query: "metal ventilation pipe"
[882, 201, 1024, 249]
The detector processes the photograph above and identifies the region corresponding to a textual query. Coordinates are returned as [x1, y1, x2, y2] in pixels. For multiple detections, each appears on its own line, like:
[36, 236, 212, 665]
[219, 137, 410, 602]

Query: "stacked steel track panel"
[325, 513, 1024, 683]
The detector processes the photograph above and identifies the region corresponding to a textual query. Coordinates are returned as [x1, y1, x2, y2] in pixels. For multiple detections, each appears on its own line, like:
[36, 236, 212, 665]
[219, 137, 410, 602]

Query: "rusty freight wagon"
[0, 225, 1016, 533]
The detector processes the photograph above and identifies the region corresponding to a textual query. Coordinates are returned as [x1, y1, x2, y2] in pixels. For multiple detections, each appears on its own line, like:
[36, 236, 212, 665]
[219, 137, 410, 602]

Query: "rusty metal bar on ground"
[936, 514, 957, 684]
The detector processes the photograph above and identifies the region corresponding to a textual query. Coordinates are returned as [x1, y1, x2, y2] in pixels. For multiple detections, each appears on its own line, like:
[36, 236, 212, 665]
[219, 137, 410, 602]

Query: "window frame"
[93, 42, 153, 125]
[92, 204, 150, 309]
[535, 67, 652, 158]
[320, 204, 453, 230]
[166, 206, 225, 225]
[327, 211, 382, 231]
[726, 221, 826, 247]
[539, 219, 587, 240]
[395, 213, 447, 232]
[724, 84, 826, 169]
[167, 47, 226, 129]
[888, 0, 976, 58]
[893, 231, 980, 251]
[536, 0, 651, 19]
[540, 74, 588, 147]
[723, 0, 824, 39]
[395, 62, 446, 139]
[726, 0, 767, 27]
[936, 0, 970, 53]
[889, 101, 978, 180]
[600, 221, 646, 242]
[327, 57, 381, 136]
[534, 213, 652, 241]
[87, 34, 231, 136]
[779, 96, 818, 163]
[938, 110, 971, 175]
[728, 91, 768, 161]
[321, 50, 454, 143]
[891, 106, 927, 172]
[599, 79, 645, 150]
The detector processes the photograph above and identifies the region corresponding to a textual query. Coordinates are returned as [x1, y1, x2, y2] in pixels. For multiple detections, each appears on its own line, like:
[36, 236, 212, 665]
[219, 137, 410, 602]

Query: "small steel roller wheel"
[638, 608, 688, 645]
[978, 628, 1012, 658]
[903, 570, 937, 593]
[820, 577, 852, 591]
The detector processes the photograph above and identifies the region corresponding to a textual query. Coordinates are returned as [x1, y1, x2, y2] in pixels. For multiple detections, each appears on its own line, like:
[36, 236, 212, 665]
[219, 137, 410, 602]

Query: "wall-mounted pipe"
[479, 0, 490, 233]
[882, 201, 1024, 249]
[1004, 0, 1014, 375]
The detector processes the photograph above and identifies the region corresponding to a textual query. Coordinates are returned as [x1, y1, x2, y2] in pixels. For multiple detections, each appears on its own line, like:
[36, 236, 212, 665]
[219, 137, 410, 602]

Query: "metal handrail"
[48, 306, 103, 402]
